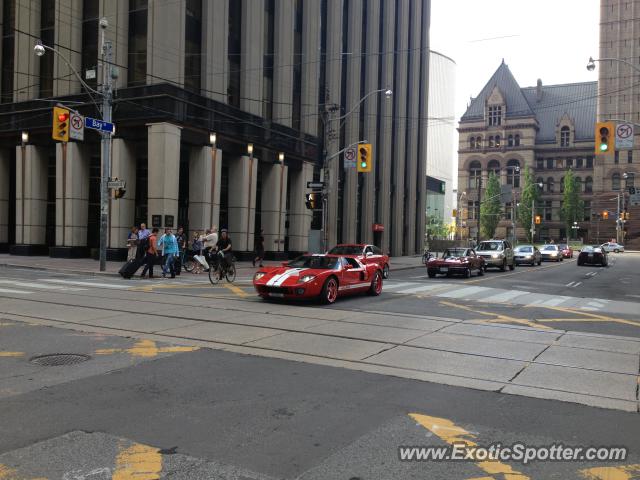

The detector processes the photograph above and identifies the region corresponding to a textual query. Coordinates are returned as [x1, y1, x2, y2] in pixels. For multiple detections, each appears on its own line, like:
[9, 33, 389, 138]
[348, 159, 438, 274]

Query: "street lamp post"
[209, 133, 217, 229]
[455, 191, 466, 241]
[247, 143, 254, 252]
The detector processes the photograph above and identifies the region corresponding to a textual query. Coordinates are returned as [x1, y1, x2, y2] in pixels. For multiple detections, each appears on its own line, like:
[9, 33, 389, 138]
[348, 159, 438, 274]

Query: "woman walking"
[126, 226, 138, 261]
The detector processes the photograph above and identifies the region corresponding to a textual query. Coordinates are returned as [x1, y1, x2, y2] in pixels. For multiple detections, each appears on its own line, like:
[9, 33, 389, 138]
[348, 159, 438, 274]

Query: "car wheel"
[320, 276, 339, 304]
[614, 249, 620, 253]
[465, 268, 471, 279]
[427, 270, 436, 278]
[500, 259, 506, 272]
[508, 261, 515, 271]
[368, 270, 383, 296]
[538, 259, 542, 265]
[382, 263, 390, 279]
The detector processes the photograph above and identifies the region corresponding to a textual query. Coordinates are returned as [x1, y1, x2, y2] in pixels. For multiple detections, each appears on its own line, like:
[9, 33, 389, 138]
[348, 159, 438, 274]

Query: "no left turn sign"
[615, 122, 634, 150]
[70, 113, 85, 141]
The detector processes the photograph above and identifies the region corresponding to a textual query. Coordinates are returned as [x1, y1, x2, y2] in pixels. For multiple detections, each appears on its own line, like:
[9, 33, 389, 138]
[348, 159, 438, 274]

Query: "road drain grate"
[29, 353, 91, 366]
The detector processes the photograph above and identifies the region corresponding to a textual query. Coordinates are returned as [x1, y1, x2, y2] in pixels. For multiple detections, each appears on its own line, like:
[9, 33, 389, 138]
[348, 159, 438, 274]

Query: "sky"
[430, 0, 600, 187]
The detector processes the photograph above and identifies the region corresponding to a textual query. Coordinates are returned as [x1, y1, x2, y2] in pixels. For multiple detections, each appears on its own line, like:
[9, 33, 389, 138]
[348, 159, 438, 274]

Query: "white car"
[600, 242, 624, 253]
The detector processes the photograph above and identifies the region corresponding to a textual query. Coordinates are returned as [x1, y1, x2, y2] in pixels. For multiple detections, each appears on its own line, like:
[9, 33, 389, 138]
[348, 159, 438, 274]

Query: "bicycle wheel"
[184, 256, 196, 273]
[208, 265, 222, 285]
[225, 263, 236, 283]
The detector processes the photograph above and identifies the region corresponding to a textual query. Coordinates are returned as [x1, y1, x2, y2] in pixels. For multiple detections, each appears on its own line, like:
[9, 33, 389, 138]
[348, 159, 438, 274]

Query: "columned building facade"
[0, 0, 431, 259]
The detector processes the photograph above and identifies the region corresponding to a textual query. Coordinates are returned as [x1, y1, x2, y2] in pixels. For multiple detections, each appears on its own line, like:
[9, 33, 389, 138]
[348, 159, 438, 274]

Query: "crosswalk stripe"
[437, 286, 489, 299]
[396, 284, 448, 294]
[482, 290, 530, 303]
[384, 282, 419, 291]
[41, 279, 129, 289]
[0, 287, 32, 295]
[538, 297, 569, 307]
[0, 280, 85, 291]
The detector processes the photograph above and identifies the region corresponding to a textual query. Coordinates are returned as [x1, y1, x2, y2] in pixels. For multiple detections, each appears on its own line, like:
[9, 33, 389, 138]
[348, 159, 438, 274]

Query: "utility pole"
[616, 192, 621, 244]
[99, 23, 113, 272]
[530, 199, 535, 243]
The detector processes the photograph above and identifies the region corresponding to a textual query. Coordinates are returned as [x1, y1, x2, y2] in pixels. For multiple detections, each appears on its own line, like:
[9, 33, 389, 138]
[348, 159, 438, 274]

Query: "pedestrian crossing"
[0, 277, 148, 296]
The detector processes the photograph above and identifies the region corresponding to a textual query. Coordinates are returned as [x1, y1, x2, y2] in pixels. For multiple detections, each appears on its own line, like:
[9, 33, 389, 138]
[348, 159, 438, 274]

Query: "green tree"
[560, 170, 584, 239]
[480, 172, 502, 239]
[517, 166, 540, 242]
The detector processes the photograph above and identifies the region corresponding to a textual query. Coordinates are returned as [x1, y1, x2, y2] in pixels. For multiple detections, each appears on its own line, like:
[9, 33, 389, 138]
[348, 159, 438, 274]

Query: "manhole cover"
[29, 353, 91, 367]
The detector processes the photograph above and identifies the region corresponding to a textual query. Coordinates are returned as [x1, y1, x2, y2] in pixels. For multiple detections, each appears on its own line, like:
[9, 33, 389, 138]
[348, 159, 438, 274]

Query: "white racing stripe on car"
[338, 282, 371, 291]
[266, 268, 306, 287]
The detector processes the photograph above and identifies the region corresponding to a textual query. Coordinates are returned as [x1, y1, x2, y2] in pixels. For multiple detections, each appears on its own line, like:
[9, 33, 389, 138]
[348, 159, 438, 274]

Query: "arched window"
[584, 176, 593, 193]
[476, 136, 482, 148]
[469, 161, 481, 189]
[469, 137, 476, 149]
[488, 136, 495, 148]
[507, 135, 514, 147]
[575, 176, 582, 192]
[546, 177, 554, 193]
[495, 135, 501, 148]
[506, 159, 520, 188]
[612, 173, 621, 190]
[488, 159, 501, 178]
[514, 134, 521, 146]
[560, 126, 570, 147]
[625, 173, 635, 188]
[560, 177, 564, 193]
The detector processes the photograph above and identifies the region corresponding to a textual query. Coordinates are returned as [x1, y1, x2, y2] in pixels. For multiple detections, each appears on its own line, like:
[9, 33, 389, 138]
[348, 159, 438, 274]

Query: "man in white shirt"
[203, 226, 218, 250]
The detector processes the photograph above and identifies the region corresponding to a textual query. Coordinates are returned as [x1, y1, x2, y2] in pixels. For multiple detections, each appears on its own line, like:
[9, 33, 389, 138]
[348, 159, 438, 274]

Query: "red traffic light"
[57, 112, 69, 122]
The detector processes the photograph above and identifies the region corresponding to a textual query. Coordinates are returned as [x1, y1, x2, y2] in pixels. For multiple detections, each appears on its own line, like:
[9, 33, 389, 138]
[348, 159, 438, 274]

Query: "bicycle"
[208, 251, 237, 284]
[422, 248, 433, 265]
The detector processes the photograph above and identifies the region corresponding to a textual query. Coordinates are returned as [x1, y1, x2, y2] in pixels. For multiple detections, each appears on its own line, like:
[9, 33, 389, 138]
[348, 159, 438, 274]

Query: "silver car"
[514, 245, 542, 266]
[600, 242, 624, 253]
[475, 240, 515, 271]
[540, 244, 563, 262]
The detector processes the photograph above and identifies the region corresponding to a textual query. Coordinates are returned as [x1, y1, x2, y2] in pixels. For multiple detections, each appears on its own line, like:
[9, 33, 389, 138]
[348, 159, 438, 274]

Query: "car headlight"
[299, 274, 316, 283]
[254, 272, 266, 280]
[491, 253, 502, 259]
[550, 252, 557, 256]
[524, 255, 532, 259]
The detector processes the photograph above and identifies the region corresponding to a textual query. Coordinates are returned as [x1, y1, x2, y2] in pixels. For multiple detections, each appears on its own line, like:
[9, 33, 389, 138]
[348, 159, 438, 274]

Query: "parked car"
[253, 254, 383, 304]
[558, 243, 574, 258]
[426, 248, 486, 278]
[540, 244, 563, 262]
[577, 245, 608, 266]
[513, 245, 541, 266]
[600, 242, 624, 253]
[327, 244, 390, 278]
[475, 239, 515, 271]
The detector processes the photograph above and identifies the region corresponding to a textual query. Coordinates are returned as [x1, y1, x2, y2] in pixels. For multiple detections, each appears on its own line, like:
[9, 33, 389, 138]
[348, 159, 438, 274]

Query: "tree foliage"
[560, 170, 584, 238]
[480, 172, 502, 239]
[517, 166, 540, 242]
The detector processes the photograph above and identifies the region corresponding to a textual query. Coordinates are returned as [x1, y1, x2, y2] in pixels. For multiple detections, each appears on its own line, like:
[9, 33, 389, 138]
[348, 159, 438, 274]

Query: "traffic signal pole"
[99, 35, 113, 272]
[530, 199, 535, 242]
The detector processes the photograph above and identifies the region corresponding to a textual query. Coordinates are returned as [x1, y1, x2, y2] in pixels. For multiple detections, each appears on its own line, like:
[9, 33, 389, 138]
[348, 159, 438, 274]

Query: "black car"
[577, 245, 608, 266]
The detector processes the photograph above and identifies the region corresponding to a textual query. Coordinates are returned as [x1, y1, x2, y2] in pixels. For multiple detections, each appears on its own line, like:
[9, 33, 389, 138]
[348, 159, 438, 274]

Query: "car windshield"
[515, 246, 533, 253]
[287, 256, 339, 269]
[328, 246, 362, 255]
[542, 245, 558, 251]
[581, 246, 595, 252]
[558, 244, 568, 249]
[477, 241, 502, 251]
[443, 249, 467, 258]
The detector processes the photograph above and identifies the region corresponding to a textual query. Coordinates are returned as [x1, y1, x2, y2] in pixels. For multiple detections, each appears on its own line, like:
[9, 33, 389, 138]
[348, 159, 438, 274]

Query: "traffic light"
[595, 121, 614, 155]
[534, 215, 541, 225]
[602, 210, 609, 220]
[452, 209, 457, 218]
[305, 192, 318, 210]
[114, 187, 126, 199]
[52, 106, 70, 142]
[356, 143, 372, 173]
[624, 211, 630, 220]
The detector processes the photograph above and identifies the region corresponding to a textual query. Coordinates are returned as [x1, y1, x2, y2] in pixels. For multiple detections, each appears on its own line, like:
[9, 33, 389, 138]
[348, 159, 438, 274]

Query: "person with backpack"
[157, 228, 179, 278]
[140, 228, 159, 278]
[137, 223, 151, 260]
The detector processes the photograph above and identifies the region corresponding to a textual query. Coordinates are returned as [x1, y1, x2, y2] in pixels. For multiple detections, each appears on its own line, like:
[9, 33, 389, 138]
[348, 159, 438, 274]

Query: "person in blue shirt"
[157, 228, 179, 278]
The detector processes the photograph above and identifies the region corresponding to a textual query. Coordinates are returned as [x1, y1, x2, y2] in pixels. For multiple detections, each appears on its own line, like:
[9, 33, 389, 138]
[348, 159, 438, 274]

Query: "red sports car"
[558, 243, 573, 258]
[253, 254, 383, 304]
[426, 248, 486, 278]
[327, 244, 390, 278]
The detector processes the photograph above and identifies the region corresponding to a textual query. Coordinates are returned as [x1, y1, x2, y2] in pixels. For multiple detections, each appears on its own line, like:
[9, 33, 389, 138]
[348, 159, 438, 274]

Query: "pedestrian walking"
[136, 223, 151, 259]
[191, 231, 204, 273]
[253, 229, 265, 267]
[140, 228, 159, 278]
[158, 228, 179, 278]
[126, 226, 139, 261]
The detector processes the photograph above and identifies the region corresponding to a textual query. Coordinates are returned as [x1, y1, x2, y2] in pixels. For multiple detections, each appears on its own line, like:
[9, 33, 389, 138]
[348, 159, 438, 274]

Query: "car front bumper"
[514, 256, 535, 264]
[479, 256, 505, 266]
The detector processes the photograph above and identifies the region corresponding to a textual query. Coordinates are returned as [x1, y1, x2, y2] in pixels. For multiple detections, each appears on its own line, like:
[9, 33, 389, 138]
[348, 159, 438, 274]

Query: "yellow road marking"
[222, 283, 249, 297]
[112, 442, 162, 480]
[532, 305, 640, 328]
[579, 464, 640, 480]
[409, 414, 529, 480]
[95, 339, 199, 358]
[0, 352, 25, 357]
[439, 301, 551, 330]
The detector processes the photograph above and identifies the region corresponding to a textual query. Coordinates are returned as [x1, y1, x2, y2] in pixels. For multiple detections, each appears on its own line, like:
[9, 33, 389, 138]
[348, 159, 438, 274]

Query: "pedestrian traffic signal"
[305, 192, 318, 210]
[356, 143, 372, 173]
[595, 121, 614, 155]
[534, 215, 541, 225]
[52, 106, 70, 142]
[602, 210, 609, 219]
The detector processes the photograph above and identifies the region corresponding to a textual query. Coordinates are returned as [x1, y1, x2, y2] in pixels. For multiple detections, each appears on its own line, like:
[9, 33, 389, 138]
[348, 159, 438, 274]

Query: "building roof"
[461, 61, 597, 143]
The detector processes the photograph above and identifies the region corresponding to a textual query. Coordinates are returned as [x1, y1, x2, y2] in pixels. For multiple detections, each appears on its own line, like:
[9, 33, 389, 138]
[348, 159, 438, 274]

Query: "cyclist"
[215, 229, 233, 272]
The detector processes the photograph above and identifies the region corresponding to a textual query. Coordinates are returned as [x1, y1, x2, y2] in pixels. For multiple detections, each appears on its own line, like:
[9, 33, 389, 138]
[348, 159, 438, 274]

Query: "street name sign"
[307, 181, 325, 189]
[85, 116, 115, 134]
[615, 122, 634, 149]
[107, 180, 126, 189]
[69, 113, 84, 141]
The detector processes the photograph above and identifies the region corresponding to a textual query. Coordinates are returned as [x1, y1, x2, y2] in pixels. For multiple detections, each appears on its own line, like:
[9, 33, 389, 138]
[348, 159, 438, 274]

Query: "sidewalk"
[0, 253, 426, 277]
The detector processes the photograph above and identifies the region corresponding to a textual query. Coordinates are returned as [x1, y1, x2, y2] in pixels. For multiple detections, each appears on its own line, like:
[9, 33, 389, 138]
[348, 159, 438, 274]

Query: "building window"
[506, 159, 520, 188]
[546, 158, 554, 169]
[514, 134, 520, 146]
[494, 135, 501, 148]
[537, 177, 545, 188]
[583, 200, 591, 222]
[227, 0, 242, 107]
[559, 176, 564, 193]
[469, 137, 476, 149]
[566, 158, 573, 168]
[628, 150, 633, 163]
[575, 177, 582, 192]
[488, 159, 500, 178]
[469, 161, 481, 189]
[505, 202, 512, 220]
[536, 158, 544, 170]
[626, 173, 635, 188]
[575, 157, 583, 168]
[544, 200, 553, 221]
[488, 136, 494, 148]
[488, 106, 502, 126]
[584, 176, 593, 193]
[612, 173, 621, 190]
[615, 151, 619, 164]
[476, 136, 482, 148]
[81, 0, 99, 91]
[184, 0, 203, 93]
[586, 156, 594, 168]
[507, 135, 513, 147]
[262, 0, 275, 119]
[128, 0, 148, 87]
[560, 126, 570, 147]
[1, 0, 15, 104]
[39, 0, 55, 97]
[546, 177, 554, 193]
[556, 158, 563, 169]
[292, 0, 303, 130]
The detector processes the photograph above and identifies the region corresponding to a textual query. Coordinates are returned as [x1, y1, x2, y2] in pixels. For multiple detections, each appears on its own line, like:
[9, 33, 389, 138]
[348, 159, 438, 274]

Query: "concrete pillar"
[13, 0, 40, 102]
[203, 0, 229, 102]
[100, 0, 129, 89]
[0, 149, 9, 248]
[272, 0, 294, 125]
[324, 0, 344, 248]
[15, 145, 48, 247]
[377, 0, 396, 253]
[148, 0, 185, 86]
[53, 143, 89, 253]
[261, 162, 288, 254]
[240, 0, 265, 115]
[404, 0, 422, 255]
[147, 123, 181, 230]
[416, 0, 430, 252]
[228, 155, 258, 252]
[390, 0, 410, 256]
[300, 0, 320, 136]
[341, 0, 363, 244]
[189, 146, 222, 234]
[54, 0, 83, 96]
[288, 162, 314, 253]
[109, 139, 137, 249]
[359, 0, 381, 245]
